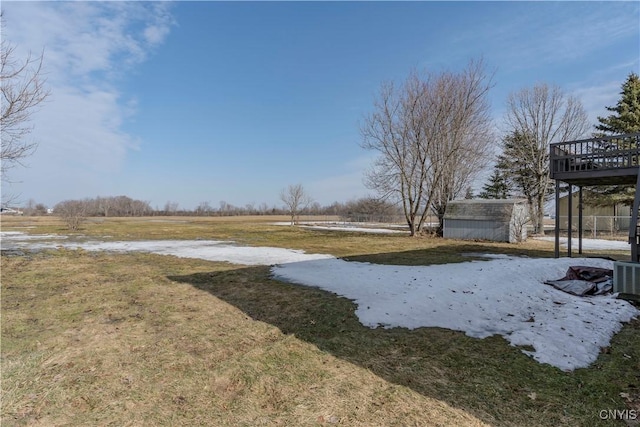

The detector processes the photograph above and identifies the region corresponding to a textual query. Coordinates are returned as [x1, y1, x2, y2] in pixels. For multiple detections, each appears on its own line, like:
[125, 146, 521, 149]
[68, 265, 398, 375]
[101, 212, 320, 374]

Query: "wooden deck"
[550, 133, 640, 186]
[549, 132, 640, 262]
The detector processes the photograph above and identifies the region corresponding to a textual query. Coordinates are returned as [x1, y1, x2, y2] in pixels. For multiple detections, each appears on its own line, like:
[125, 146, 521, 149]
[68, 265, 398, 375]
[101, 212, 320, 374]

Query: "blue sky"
[3, 1, 639, 210]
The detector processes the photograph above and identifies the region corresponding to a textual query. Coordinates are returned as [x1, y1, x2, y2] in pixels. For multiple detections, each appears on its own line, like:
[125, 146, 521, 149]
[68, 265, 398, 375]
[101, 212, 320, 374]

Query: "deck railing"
[550, 132, 640, 176]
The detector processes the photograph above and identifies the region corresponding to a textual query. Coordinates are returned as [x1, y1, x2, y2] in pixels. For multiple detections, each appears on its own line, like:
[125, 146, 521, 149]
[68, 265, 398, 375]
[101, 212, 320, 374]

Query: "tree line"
[47, 195, 400, 218]
[32, 194, 403, 230]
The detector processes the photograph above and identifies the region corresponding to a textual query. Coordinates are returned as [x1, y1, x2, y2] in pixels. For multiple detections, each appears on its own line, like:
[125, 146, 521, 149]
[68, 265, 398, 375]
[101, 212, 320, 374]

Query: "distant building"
[443, 199, 529, 243]
[0, 207, 23, 215]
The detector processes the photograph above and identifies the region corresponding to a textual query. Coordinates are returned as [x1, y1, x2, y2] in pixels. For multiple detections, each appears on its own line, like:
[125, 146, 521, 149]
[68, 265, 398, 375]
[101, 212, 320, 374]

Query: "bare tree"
[427, 63, 494, 235]
[23, 198, 36, 216]
[1, 19, 49, 202]
[361, 74, 431, 236]
[195, 201, 212, 216]
[280, 184, 312, 225]
[96, 196, 113, 217]
[343, 196, 400, 222]
[164, 201, 179, 215]
[504, 202, 530, 243]
[361, 60, 494, 236]
[503, 83, 589, 234]
[54, 200, 87, 231]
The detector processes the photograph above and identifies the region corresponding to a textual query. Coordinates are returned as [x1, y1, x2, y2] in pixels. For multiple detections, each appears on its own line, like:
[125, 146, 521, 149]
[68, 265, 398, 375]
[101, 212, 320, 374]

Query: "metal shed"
[443, 199, 529, 243]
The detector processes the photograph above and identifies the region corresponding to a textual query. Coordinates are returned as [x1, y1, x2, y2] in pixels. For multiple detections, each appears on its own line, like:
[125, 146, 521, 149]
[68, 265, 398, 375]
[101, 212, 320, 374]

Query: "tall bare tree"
[503, 83, 589, 234]
[427, 63, 494, 235]
[361, 60, 493, 236]
[280, 184, 312, 225]
[361, 74, 428, 236]
[1, 19, 49, 201]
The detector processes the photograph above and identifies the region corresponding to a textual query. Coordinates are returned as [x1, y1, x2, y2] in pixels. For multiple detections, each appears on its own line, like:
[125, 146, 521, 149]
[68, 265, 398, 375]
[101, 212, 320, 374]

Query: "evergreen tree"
[595, 72, 640, 135]
[494, 130, 555, 233]
[464, 186, 474, 199]
[586, 73, 640, 206]
[478, 169, 510, 199]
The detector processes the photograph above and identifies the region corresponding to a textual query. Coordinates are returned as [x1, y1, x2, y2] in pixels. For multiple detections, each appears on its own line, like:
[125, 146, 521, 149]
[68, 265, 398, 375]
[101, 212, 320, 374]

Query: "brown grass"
[2, 251, 489, 426]
[2, 216, 638, 426]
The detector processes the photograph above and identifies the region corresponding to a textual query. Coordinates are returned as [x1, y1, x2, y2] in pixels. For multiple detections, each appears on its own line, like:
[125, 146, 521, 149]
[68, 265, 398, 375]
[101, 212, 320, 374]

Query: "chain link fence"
[338, 213, 407, 224]
[557, 216, 633, 239]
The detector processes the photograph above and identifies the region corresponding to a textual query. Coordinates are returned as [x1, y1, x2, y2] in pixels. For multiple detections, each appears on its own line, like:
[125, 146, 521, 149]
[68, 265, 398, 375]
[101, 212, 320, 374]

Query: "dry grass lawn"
[2, 216, 639, 426]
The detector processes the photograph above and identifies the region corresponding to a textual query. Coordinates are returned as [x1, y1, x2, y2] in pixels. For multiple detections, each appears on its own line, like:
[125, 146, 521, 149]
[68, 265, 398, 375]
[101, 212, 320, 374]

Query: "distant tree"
[305, 201, 321, 215]
[195, 201, 212, 216]
[343, 196, 399, 222]
[130, 199, 151, 216]
[326, 201, 344, 216]
[96, 196, 113, 217]
[503, 84, 589, 234]
[110, 195, 136, 216]
[22, 198, 36, 215]
[34, 202, 47, 215]
[22, 199, 47, 216]
[464, 186, 474, 199]
[164, 201, 179, 215]
[478, 168, 511, 199]
[1, 16, 49, 203]
[586, 73, 640, 206]
[361, 59, 494, 236]
[280, 184, 312, 225]
[55, 200, 87, 231]
[257, 202, 270, 215]
[218, 200, 230, 214]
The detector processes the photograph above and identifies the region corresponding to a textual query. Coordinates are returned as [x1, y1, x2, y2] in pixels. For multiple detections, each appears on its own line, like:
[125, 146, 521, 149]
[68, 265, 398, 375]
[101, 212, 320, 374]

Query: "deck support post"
[567, 184, 573, 257]
[578, 186, 583, 255]
[554, 180, 560, 258]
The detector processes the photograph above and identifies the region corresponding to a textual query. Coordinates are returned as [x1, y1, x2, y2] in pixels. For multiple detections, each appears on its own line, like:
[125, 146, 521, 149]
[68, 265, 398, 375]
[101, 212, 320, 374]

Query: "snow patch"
[271, 256, 638, 371]
[2, 230, 637, 371]
[535, 236, 630, 251]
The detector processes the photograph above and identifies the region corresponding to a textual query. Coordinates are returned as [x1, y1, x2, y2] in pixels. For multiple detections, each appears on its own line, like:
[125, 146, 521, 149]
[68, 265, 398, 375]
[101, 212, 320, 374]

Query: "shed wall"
[443, 219, 509, 242]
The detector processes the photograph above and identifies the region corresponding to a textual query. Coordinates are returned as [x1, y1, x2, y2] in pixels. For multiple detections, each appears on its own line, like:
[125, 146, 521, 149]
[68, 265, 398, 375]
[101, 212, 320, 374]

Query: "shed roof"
[445, 199, 527, 221]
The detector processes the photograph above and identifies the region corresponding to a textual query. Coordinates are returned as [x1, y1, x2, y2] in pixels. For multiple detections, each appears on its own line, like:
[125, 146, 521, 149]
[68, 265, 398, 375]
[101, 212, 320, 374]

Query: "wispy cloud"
[2, 2, 175, 204]
[568, 57, 639, 131]
[462, 3, 639, 71]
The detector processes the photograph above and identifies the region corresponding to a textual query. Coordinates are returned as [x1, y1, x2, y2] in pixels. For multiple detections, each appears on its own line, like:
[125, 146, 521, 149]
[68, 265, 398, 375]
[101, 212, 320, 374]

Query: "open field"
[2, 216, 639, 426]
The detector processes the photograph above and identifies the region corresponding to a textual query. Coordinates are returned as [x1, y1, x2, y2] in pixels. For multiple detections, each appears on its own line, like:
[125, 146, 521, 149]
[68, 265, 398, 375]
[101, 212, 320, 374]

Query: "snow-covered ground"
[299, 225, 407, 234]
[2, 231, 637, 371]
[535, 236, 630, 251]
[0, 232, 332, 265]
[272, 221, 408, 234]
[273, 255, 637, 371]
